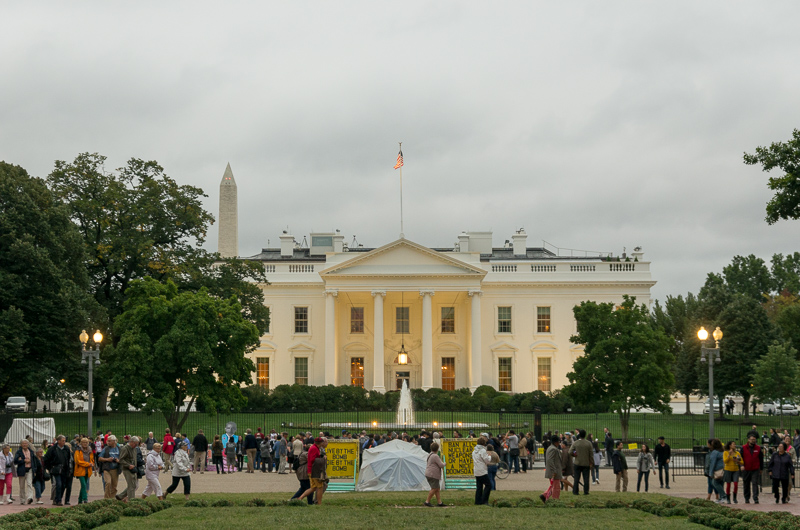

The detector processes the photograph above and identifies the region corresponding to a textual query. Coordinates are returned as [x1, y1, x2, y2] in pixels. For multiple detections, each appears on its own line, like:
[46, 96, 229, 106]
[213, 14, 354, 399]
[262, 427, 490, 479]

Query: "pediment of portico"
[319, 238, 487, 278]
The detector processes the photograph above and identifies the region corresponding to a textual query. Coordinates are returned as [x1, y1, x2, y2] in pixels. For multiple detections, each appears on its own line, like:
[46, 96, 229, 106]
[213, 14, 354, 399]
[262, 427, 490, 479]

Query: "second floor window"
[498, 306, 512, 333]
[396, 307, 409, 334]
[294, 307, 308, 333]
[441, 307, 455, 333]
[350, 307, 364, 333]
[537, 306, 551, 333]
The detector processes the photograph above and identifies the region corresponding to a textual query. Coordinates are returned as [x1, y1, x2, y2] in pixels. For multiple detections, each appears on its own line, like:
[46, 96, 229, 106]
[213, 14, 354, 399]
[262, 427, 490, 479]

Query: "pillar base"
[371, 386, 386, 393]
[421, 386, 432, 391]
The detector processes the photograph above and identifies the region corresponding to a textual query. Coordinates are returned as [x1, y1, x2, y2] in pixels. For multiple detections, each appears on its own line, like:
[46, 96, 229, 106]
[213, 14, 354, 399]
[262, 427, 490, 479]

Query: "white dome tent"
[355, 439, 430, 492]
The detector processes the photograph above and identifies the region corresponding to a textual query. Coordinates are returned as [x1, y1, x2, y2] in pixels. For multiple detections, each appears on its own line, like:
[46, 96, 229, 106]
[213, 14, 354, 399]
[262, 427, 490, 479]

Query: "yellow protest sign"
[628, 443, 638, 450]
[442, 439, 477, 477]
[325, 440, 359, 478]
[538, 447, 545, 455]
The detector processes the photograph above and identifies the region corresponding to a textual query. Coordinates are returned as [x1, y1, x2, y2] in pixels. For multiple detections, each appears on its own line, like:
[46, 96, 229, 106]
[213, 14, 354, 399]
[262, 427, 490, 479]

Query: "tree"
[770, 253, 800, 295]
[47, 153, 214, 412]
[744, 128, 800, 224]
[751, 343, 800, 430]
[0, 161, 99, 400]
[652, 294, 701, 414]
[108, 278, 259, 433]
[722, 255, 772, 302]
[566, 296, 675, 440]
[763, 291, 800, 354]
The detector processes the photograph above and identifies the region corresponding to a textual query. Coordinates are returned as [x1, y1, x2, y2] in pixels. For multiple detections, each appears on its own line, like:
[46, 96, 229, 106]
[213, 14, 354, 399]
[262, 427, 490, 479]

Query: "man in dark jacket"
[243, 429, 258, 473]
[570, 430, 594, 495]
[611, 441, 628, 492]
[603, 428, 614, 467]
[192, 429, 208, 474]
[741, 434, 763, 504]
[653, 436, 671, 489]
[115, 436, 140, 502]
[43, 435, 71, 506]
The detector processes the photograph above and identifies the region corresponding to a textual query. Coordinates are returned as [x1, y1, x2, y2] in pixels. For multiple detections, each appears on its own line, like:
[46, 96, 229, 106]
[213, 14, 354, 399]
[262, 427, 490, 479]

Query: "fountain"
[320, 379, 487, 431]
[396, 380, 415, 426]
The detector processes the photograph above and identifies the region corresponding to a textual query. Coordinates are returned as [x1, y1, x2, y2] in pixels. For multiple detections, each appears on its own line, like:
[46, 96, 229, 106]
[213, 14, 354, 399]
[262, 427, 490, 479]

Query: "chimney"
[280, 232, 294, 257]
[458, 232, 470, 252]
[333, 230, 344, 252]
[512, 228, 527, 256]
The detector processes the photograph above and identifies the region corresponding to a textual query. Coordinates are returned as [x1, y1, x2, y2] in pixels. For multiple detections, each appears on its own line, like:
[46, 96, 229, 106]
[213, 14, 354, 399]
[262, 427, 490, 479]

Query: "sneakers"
[423, 502, 433, 507]
[539, 494, 547, 504]
[36, 500, 43, 505]
[666, 485, 670, 489]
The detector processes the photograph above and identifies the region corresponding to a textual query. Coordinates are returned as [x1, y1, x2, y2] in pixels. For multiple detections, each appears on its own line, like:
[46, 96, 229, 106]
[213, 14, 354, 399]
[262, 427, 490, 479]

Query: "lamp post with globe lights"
[80, 330, 103, 436]
[698, 326, 723, 438]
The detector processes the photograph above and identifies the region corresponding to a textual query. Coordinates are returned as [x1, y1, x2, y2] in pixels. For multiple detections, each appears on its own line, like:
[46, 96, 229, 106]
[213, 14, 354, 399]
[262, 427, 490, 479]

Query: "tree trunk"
[94, 387, 110, 414]
[685, 394, 691, 415]
[742, 395, 750, 420]
[718, 397, 724, 420]
[175, 396, 197, 434]
[619, 410, 630, 441]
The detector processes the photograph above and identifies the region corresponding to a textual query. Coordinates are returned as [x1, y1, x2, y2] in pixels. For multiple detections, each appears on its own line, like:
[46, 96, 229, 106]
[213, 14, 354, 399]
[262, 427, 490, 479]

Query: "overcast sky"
[2, 1, 798, 301]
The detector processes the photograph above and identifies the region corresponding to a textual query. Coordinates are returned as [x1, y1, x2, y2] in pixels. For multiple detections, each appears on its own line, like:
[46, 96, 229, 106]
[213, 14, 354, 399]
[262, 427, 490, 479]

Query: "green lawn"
[98, 492, 704, 529]
[5, 410, 796, 449]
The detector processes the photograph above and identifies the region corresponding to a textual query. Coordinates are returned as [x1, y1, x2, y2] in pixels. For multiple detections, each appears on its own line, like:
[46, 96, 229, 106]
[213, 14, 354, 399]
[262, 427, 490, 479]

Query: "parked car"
[762, 402, 799, 416]
[702, 399, 720, 414]
[4, 396, 27, 412]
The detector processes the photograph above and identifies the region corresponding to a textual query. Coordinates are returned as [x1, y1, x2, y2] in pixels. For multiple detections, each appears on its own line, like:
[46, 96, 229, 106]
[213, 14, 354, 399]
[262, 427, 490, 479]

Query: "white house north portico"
[218, 166, 656, 394]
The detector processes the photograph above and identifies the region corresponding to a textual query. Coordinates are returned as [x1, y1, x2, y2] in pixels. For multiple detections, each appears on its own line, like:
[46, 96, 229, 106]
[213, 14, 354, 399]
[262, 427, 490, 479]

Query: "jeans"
[573, 466, 591, 494]
[591, 466, 600, 482]
[474, 475, 491, 505]
[637, 471, 650, 492]
[33, 480, 45, 500]
[742, 470, 759, 501]
[487, 465, 497, 490]
[166, 475, 191, 496]
[658, 462, 669, 486]
[291, 479, 314, 504]
[261, 454, 273, 472]
[712, 477, 726, 500]
[509, 453, 520, 473]
[53, 474, 66, 503]
[606, 448, 613, 466]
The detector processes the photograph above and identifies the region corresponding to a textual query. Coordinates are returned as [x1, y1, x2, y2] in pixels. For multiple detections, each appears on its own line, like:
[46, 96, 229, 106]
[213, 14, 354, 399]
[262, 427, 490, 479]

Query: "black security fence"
[2, 410, 797, 451]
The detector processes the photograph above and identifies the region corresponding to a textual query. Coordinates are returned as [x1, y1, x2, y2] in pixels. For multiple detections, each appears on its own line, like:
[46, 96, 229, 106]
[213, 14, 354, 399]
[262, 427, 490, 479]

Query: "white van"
[4, 397, 27, 413]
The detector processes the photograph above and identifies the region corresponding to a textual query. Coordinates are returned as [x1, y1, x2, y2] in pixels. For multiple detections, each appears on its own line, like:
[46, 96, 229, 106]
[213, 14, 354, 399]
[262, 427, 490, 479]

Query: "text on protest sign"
[325, 440, 359, 478]
[442, 439, 478, 477]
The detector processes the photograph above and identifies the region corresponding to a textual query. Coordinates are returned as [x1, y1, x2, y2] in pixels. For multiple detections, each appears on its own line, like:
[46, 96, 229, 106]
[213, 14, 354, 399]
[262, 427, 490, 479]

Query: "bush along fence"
[3, 410, 797, 451]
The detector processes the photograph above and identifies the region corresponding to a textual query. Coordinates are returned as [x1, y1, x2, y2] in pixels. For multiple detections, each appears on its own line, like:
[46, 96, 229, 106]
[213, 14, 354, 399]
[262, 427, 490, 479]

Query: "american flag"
[393, 148, 403, 169]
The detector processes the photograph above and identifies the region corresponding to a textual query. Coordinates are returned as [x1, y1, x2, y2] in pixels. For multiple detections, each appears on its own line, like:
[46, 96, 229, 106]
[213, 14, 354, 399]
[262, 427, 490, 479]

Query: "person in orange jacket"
[74, 438, 95, 504]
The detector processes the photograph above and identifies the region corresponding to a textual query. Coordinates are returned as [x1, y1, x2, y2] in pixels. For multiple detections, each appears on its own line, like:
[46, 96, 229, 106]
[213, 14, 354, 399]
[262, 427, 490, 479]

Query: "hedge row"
[0, 498, 171, 530]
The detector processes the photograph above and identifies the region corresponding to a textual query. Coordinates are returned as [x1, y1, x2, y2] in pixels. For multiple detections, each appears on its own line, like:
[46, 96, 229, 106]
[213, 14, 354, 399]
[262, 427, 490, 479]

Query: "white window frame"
[293, 305, 311, 336]
[496, 305, 514, 335]
[536, 306, 552, 334]
[294, 356, 310, 386]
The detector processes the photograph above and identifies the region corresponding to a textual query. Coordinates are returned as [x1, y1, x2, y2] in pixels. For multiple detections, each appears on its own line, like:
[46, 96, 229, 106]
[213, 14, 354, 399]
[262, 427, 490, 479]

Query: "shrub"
[185, 499, 210, 507]
[604, 500, 627, 509]
[543, 498, 568, 508]
[516, 497, 535, 508]
[122, 505, 152, 517]
[664, 507, 688, 517]
[661, 498, 680, 508]
[210, 499, 235, 507]
[243, 498, 268, 507]
[631, 499, 655, 510]
[573, 499, 603, 509]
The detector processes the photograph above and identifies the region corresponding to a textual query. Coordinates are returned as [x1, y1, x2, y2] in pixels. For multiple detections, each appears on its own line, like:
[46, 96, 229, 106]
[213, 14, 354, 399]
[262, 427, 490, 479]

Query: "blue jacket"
[705, 449, 724, 477]
[13, 447, 39, 477]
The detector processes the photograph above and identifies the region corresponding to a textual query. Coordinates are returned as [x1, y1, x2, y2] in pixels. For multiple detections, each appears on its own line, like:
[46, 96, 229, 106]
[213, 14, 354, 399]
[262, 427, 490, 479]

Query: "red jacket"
[163, 434, 175, 455]
[307, 444, 320, 475]
[741, 443, 763, 471]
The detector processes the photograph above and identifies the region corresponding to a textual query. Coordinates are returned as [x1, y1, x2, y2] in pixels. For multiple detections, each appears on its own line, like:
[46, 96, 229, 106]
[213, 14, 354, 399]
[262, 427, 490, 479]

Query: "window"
[294, 307, 308, 333]
[264, 308, 271, 334]
[396, 307, 409, 334]
[498, 357, 512, 392]
[350, 307, 364, 334]
[350, 357, 365, 387]
[538, 357, 551, 392]
[497, 306, 512, 333]
[441, 357, 455, 390]
[537, 306, 551, 333]
[256, 357, 269, 389]
[441, 307, 455, 334]
[294, 357, 308, 385]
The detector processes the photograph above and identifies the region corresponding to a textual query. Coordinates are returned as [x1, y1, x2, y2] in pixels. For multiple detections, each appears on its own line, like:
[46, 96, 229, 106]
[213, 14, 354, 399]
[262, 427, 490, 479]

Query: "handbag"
[713, 469, 724, 480]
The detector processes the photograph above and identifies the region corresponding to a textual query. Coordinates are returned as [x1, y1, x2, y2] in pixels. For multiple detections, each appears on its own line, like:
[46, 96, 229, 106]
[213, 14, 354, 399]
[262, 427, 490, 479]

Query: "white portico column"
[420, 289, 435, 390]
[324, 289, 338, 385]
[469, 290, 482, 391]
[371, 290, 386, 393]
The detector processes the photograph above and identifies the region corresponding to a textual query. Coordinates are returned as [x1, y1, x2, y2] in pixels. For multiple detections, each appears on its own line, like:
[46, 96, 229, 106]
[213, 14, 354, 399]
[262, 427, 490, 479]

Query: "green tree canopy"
[566, 295, 675, 440]
[722, 255, 772, 302]
[0, 161, 99, 400]
[751, 342, 800, 430]
[744, 128, 800, 224]
[651, 294, 700, 414]
[108, 278, 259, 433]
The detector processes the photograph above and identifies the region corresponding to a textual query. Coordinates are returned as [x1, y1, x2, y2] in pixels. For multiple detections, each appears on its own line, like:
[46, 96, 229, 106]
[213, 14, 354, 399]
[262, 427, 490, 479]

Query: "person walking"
[115, 436, 140, 502]
[164, 441, 191, 500]
[211, 436, 224, 474]
[560, 437, 574, 492]
[706, 438, 727, 504]
[14, 438, 37, 504]
[143, 432, 157, 454]
[98, 435, 120, 499]
[259, 436, 272, 473]
[506, 430, 520, 474]
[604, 428, 614, 466]
[741, 434, 763, 504]
[654, 436, 671, 489]
[277, 434, 288, 474]
[541, 434, 563, 503]
[519, 434, 529, 473]
[141, 443, 164, 500]
[471, 436, 492, 505]
[225, 434, 237, 472]
[768, 442, 794, 504]
[191, 429, 208, 475]
[32, 449, 46, 504]
[571, 429, 593, 495]
[162, 429, 174, 473]
[289, 447, 314, 505]
[74, 437, 95, 505]
[43, 435, 71, 506]
[723, 441, 742, 504]
[423, 441, 445, 507]
[636, 444, 656, 492]
[298, 437, 328, 505]
[612, 441, 629, 492]
[236, 432, 245, 471]
[592, 441, 602, 484]
[486, 444, 500, 490]
[1, 444, 14, 504]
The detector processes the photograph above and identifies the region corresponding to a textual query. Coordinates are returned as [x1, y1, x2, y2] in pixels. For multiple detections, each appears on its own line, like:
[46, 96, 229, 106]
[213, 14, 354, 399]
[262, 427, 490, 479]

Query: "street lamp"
[80, 330, 103, 437]
[698, 326, 723, 438]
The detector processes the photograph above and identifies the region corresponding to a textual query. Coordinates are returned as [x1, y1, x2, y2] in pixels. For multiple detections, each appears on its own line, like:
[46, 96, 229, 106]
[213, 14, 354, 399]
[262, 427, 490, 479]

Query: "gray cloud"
[1, 1, 798, 301]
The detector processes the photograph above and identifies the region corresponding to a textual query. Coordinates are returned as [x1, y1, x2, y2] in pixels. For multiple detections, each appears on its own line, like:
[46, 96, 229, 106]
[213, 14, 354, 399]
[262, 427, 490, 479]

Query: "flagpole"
[399, 142, 404, 239]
